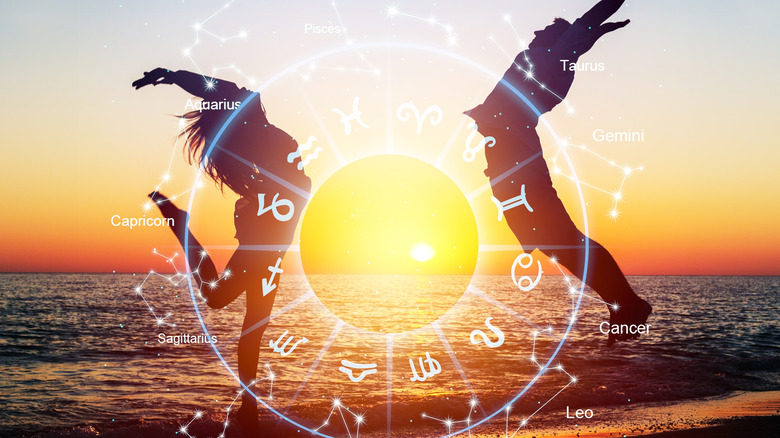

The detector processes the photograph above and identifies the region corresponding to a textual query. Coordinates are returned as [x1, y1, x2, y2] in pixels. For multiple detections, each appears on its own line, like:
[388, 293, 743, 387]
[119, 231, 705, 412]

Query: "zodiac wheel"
[183, 42, 590, 437]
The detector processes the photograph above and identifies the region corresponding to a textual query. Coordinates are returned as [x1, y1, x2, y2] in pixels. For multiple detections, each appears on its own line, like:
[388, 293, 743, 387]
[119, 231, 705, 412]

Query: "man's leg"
[491, 158, 651, 345]
[545, 230, 637, 305]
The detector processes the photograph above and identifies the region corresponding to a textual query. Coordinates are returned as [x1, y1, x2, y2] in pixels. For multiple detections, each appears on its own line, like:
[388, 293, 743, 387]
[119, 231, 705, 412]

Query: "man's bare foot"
[606, 297, 652, 347]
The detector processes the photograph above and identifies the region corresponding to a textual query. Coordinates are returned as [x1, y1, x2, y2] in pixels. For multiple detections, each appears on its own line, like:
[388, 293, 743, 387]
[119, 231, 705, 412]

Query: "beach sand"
[483, 390, 780, 438]
[18, 390, 779, 437]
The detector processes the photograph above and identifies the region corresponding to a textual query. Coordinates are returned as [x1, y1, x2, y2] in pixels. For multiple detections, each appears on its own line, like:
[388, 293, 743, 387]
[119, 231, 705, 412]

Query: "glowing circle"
[300, 154, 479, 333]
[180, 41, 592, 438]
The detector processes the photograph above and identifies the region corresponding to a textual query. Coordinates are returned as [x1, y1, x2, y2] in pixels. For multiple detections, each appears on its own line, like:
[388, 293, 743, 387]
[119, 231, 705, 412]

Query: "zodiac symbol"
[257, 193, 294, 222]
[261, 257, 283, 296]
[339, 360, 378, 382]
[298, 147, 322, 169]
[463, 123, 496, 162]
[332, 96, 369, 135]
[269, 330, 308, 356]
[409, 352, 442, 382]
[396, 103, 443, 134]
[470, 317, 505, 348]
[511, 253, 543, 292]
[490, 184, 533, 221]
[287, 136, 322, 170]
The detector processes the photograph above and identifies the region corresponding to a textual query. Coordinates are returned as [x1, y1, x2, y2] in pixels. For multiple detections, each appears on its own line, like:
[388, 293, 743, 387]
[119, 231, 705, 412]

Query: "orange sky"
[1, 1, 778, 275]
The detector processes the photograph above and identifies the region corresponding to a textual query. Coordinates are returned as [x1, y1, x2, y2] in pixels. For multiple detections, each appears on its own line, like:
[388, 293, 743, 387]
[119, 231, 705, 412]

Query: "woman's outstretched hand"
[132, 68, 175, 89]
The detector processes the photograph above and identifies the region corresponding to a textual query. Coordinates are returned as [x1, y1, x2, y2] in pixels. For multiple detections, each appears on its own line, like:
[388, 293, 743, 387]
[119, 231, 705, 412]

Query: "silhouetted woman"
[133, 68, 311, 431]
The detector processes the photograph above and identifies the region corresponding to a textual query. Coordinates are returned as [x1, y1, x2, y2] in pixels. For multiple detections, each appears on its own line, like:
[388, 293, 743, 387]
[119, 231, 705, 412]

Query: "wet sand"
[637, 416, 778, 437]
[490, 390, 780, 438]
[18, 390, 779, 437]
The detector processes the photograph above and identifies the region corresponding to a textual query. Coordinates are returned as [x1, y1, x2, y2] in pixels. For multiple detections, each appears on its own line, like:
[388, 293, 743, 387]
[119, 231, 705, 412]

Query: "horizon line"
[1, 271, 779, 277]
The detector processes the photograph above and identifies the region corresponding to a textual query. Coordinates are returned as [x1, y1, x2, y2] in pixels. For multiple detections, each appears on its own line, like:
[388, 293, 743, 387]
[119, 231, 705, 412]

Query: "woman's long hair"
[178, 99, 267, 199]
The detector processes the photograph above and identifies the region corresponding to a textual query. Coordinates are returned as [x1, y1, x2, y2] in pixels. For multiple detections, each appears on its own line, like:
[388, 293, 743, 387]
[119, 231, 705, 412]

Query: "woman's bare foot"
[235, 401, 261, 436]
[148, 191, 183, 218]
[148, 191, 189, 239]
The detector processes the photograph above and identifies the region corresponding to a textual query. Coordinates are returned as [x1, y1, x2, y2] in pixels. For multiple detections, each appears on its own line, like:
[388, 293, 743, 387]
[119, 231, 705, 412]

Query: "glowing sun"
[409, 242, 435, 262]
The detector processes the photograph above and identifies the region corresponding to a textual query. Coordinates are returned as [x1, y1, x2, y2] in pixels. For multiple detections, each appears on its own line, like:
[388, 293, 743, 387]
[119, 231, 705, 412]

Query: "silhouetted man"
[466, 0, 651, 345]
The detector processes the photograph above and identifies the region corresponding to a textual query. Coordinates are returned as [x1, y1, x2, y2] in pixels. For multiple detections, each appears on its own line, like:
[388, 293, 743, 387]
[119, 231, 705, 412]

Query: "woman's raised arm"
[132, 68, 243, 99]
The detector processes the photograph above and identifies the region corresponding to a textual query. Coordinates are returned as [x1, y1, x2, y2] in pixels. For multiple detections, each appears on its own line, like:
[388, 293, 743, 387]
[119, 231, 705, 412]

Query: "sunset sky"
[1, 0, 778, 275]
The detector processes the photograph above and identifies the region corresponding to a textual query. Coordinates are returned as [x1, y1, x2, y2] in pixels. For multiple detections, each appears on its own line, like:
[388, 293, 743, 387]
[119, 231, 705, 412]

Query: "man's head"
[528, 18, 571, 49]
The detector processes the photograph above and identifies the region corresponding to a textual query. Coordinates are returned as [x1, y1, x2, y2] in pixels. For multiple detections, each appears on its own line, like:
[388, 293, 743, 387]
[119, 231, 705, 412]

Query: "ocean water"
[0, 274, 778, 437]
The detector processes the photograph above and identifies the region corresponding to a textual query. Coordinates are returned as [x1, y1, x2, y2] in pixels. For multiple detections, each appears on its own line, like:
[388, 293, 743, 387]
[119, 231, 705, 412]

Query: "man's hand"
[598, 19, 630, 37]
[581, 0, 627, 28]
[132, 68, 175, 89]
